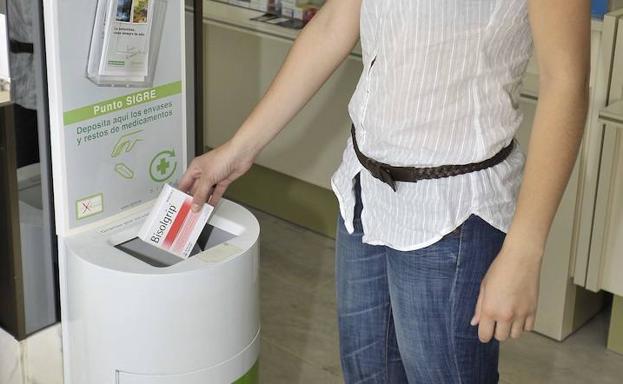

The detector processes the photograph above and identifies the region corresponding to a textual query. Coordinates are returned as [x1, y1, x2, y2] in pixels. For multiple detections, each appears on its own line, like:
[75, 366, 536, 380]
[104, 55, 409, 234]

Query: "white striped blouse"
[330, 0, 534, 251]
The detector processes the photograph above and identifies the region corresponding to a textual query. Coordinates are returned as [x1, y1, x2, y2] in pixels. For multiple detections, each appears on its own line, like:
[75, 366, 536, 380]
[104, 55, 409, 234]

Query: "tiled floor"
[252, 208, 623, 384]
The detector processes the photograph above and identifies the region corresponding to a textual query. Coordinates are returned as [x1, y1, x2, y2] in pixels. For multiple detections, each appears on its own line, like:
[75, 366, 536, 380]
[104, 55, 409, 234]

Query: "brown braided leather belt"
[351, 124, 515, 192]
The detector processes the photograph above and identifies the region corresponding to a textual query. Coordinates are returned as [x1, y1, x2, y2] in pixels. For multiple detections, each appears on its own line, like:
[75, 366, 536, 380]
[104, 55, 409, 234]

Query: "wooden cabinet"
[577, 10, 623, 297]
[570, 9, 623, 354]
[572, 10, 623, 296]
[203, 1, 361, 189]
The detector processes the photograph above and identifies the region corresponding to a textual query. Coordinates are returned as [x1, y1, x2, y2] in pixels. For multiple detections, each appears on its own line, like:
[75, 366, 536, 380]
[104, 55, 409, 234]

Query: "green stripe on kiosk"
[63, 81, 182, 125]
[43, 0, 260, 383]
[233, 361, 260, 384]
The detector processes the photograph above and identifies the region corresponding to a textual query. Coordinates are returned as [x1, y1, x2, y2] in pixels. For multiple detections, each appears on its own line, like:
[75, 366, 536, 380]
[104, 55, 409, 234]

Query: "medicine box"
[138, 184, 214, 258]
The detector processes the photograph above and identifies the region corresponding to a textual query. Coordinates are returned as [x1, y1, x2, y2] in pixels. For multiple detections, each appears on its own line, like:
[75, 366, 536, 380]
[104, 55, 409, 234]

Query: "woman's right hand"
[177, 0, 362, 212]
[178, 139, 256, 212]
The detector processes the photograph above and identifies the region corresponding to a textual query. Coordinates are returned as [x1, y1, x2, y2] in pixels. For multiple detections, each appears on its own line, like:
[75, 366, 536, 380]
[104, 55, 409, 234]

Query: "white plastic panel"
[0, 11, 9, 104]
[116, 333, 259, 384]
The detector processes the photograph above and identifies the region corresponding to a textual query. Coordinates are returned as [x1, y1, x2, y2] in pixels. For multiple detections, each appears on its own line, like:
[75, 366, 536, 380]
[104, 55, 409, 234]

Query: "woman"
[179, 1, 590, 382]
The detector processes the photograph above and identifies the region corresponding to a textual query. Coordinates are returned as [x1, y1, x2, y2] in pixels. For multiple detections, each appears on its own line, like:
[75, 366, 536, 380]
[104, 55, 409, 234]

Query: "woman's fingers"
[480, 315, 528, 342]
[494, 319, 512, 342]
[190, 182, 199, 197]
[478, 316, 496, 343]
[208, 181, 230, 206]
[178, 162, 200, 193]
[524, 316, 536, 332]
[191, 177, 215, 212]
[510, 319, 525, 339]
[471, 286, 485, 326]
[181, 142, 254, 210]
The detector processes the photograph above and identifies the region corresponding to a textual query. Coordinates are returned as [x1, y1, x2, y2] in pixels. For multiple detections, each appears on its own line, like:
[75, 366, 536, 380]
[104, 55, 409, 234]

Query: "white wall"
[0, 15, 9, 80]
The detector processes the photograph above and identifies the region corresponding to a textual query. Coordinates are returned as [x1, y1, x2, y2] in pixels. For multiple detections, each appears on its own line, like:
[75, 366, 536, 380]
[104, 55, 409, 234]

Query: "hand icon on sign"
[111, 130, 143, 158]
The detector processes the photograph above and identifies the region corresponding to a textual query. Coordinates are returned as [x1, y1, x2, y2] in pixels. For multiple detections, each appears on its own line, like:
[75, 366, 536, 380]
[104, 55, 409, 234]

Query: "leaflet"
[87, 0, 167, 87]
[99, 0, 154, 78]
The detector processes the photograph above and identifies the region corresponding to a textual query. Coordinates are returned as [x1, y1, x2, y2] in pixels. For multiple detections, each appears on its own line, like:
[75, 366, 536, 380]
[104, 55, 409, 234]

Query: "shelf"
[203, 0, 362, 57]
[201, 1, 606, 104]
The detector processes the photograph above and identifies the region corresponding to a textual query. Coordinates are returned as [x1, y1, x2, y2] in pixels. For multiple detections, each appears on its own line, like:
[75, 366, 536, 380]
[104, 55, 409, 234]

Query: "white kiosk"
[42, 1, 260, 382]
[60, 200, 260, 384]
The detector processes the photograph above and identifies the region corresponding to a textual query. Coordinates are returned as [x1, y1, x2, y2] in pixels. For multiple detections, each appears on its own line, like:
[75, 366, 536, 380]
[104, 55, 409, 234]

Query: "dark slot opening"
[114, 223, 237, 268]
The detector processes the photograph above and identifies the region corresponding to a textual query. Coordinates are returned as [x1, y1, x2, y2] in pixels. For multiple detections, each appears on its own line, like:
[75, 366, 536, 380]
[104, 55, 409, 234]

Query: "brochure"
[87, 0, 167, 87]
[98, 0, 154, 78]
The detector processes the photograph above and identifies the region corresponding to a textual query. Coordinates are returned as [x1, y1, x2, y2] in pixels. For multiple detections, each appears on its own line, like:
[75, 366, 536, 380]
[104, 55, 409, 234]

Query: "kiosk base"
[59, 199, 260, 384]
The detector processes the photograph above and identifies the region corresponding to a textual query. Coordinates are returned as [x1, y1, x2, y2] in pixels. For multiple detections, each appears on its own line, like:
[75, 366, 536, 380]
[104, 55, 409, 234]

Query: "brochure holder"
[87, 0, 167, 87]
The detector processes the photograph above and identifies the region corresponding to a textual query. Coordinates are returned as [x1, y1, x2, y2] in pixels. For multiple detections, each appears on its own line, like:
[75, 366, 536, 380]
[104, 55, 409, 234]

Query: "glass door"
[0, 0, 58, 340]
[0, 0, 25, 339]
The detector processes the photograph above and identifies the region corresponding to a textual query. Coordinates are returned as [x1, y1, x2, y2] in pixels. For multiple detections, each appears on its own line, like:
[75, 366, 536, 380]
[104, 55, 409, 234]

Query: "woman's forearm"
[502, 0, 590, 259]
[504, 78, 589, 257]
[229, 0, 362, 156]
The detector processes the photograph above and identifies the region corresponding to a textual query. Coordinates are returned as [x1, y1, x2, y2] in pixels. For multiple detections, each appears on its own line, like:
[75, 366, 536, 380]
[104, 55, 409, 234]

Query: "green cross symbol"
[149, 150, 177, 182]
[156, 158, 170, 175]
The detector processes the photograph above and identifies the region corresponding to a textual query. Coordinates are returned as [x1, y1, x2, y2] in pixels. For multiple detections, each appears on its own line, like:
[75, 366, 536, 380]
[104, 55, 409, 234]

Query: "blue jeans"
[336, 175, 504, 383]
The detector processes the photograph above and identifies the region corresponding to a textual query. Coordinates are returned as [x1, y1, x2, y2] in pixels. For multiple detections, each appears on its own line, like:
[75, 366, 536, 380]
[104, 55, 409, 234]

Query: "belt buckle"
[369, 161, 398, 192]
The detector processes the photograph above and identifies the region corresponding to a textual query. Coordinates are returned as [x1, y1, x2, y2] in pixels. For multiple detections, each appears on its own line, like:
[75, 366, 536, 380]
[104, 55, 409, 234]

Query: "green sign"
[64, 81, 182, 125]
